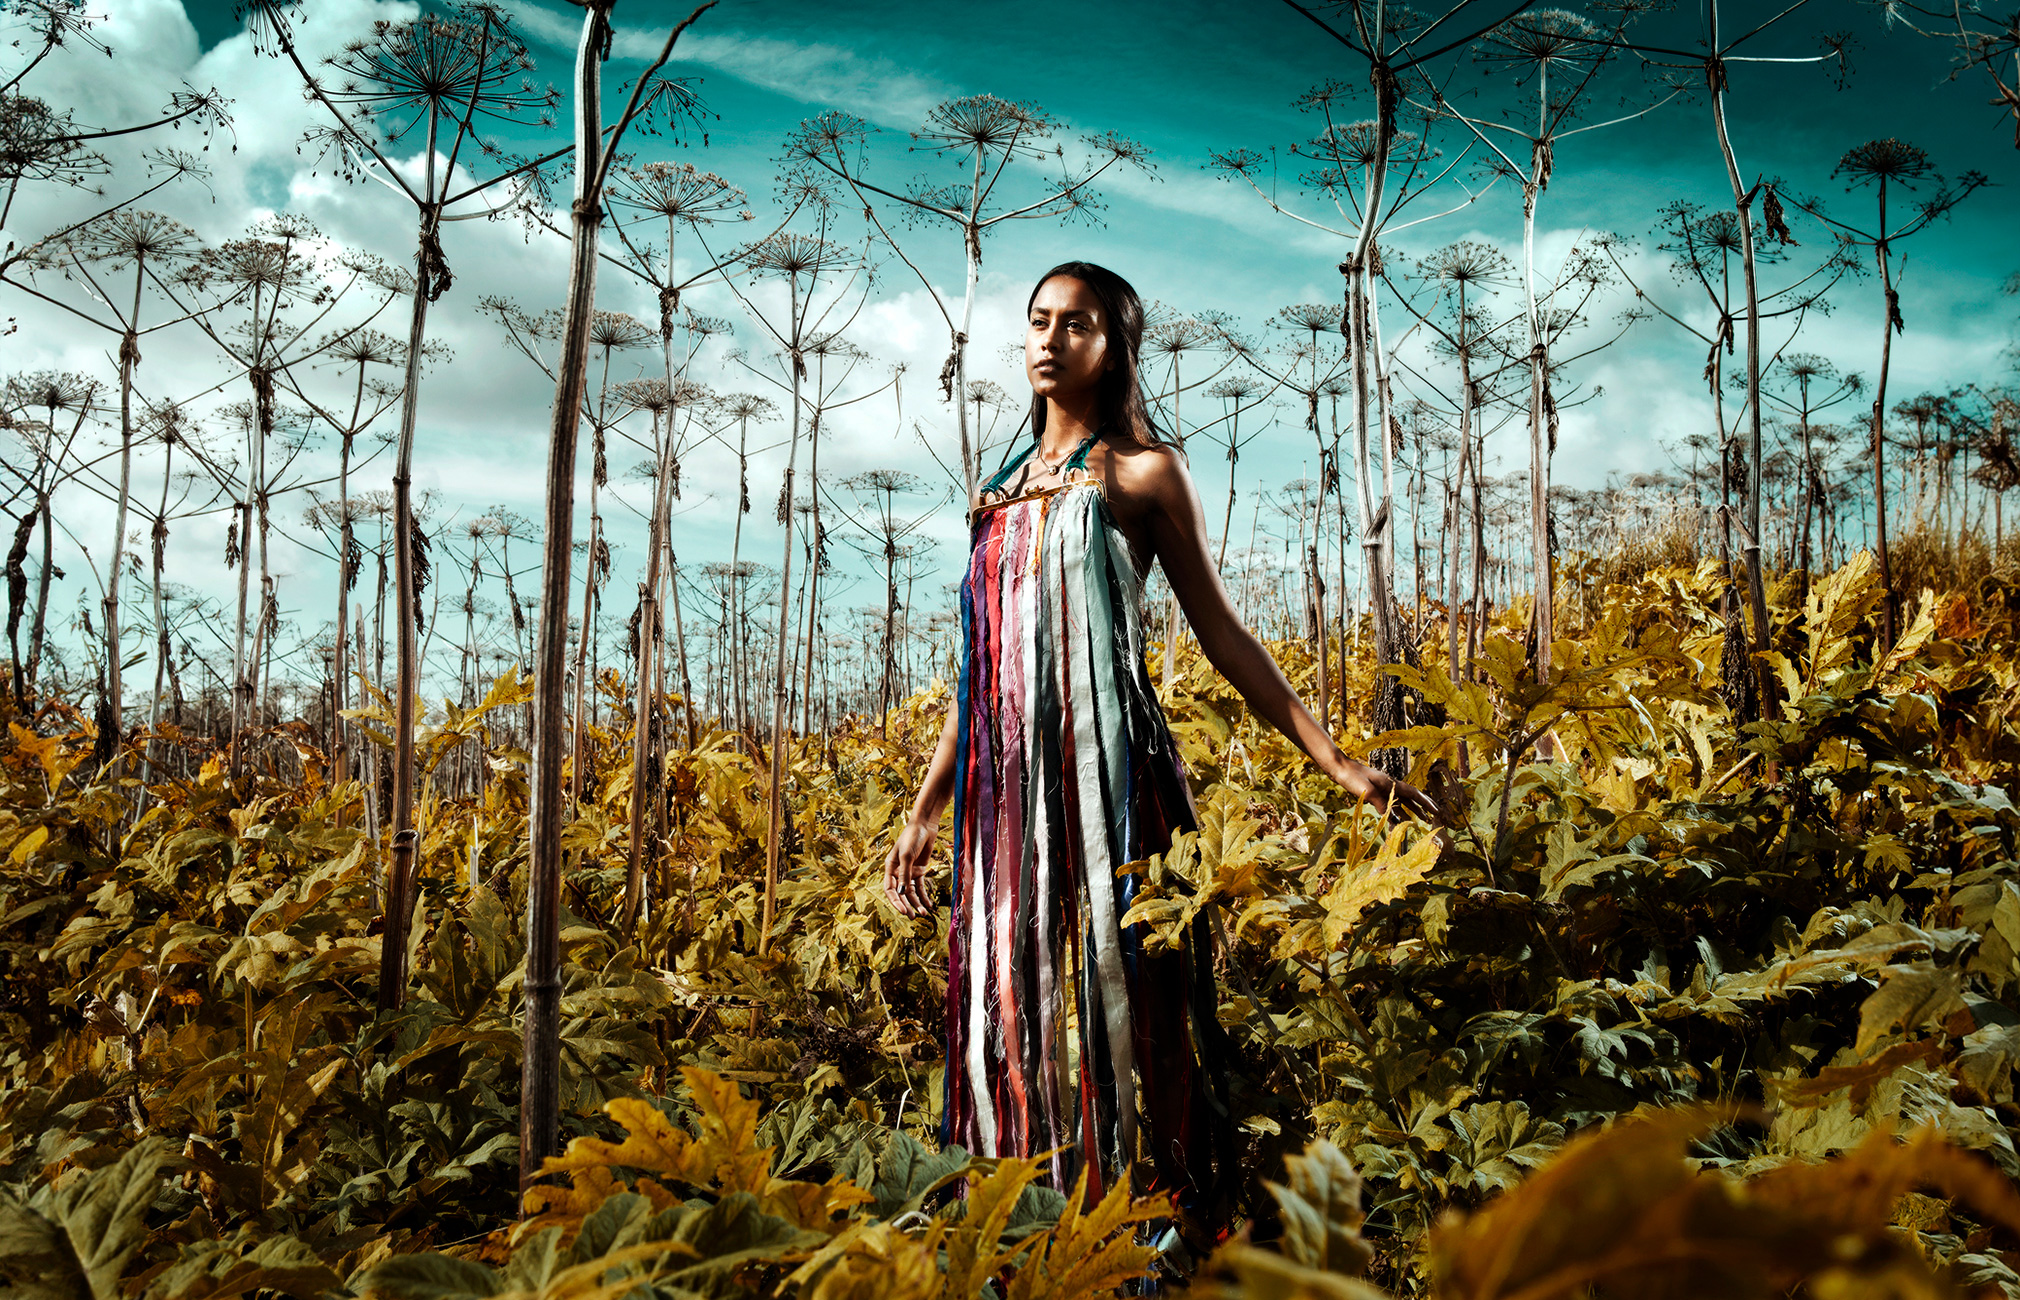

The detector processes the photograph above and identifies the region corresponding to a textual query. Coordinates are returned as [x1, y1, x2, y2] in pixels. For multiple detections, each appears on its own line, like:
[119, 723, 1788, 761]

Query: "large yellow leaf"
[790, 1221, 946, 1300]
[533, 1068, 770, 1196]
[676, 1066, 772, 1193]
[760, 1174, 876, 1231]
[1804, 550, 1882, 686]
[10, 722, 88, 788]
[1854, 962, 1967, 1055]
[941, 1156, 1046, 1299]
[1749, 1122, 2020, 1240]
[1881, 588, 1940, 675]
[525, 1068, 867, 1237]
[9, 823, 48, 865]
[522, 1163, 626, 1225]
[1428, 1104, 2006, 1300]
[1319, 824, 1440, 950]
[1430, 1106, 1716, 1298]
[1003, 1167, 1164, 1300]
[1264, 1140, 1374, 1276]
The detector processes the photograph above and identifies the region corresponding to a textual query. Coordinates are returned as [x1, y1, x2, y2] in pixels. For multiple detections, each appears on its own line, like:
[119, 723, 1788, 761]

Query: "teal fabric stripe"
[1050, 485, 1138, 1173]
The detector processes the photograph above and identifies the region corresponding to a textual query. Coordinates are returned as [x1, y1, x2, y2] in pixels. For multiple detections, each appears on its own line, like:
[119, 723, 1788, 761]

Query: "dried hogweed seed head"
[1277, 303, 1338, 335]
[1834, 138, 1935, 187]
[589, 311, 655, 353]
[69, 210, 200, 269]
[610, 161, 749, 225]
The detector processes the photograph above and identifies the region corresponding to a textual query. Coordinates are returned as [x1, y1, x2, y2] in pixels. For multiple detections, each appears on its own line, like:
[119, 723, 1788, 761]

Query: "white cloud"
[511, 3, 951, 128]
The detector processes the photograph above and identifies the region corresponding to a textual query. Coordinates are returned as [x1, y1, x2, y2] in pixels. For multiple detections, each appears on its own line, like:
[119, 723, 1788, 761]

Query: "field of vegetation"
[8, 0, 2020, 1294]
[7, 545, 2020, 1297]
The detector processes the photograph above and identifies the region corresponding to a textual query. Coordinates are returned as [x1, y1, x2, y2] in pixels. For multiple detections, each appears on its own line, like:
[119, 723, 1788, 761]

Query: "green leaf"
[570, 1192, 657, 1262]
[664, 1192, 825, 1280]
[138, 1233, 341, 1300]
[1442, 1102, 1566, 1196]
[1957, 1023, 2020, 1105]
[1263, 1140, 1374, 1277]
[0, 1196, 80, 1300]
[1002, 1182, 1069, 1241]
[1855, 962, 1966, 1055]
[497, 1228, 566, 1295]
[868, 1131, 970, 1219]
[0, 1136, 174, 1300]
[355, 1254, 502, 1300]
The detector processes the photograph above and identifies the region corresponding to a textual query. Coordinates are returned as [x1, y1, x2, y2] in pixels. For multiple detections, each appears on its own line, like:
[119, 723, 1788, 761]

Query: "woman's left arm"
[1136, 448, 1439, 819]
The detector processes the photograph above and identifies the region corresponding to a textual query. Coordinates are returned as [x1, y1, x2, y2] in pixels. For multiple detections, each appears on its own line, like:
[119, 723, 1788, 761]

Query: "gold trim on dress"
[967, 472, 1103, 527]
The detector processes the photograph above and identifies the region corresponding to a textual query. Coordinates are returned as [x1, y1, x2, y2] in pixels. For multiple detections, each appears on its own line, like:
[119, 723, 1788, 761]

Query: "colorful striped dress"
[944, 432, 1233, 1224]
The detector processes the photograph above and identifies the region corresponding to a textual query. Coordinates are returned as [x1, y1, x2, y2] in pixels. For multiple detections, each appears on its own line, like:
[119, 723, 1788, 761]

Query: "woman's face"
[1025, 276, 1112, 405]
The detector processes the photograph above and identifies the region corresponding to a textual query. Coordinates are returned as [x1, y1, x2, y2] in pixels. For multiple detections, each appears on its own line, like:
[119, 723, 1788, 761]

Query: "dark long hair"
[1025, 261, 1162, 447]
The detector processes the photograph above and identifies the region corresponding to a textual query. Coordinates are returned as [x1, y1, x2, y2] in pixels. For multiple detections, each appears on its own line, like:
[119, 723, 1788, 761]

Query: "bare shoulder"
[1098, 437, 1193, 511]
[1088, 436, 1204, 568]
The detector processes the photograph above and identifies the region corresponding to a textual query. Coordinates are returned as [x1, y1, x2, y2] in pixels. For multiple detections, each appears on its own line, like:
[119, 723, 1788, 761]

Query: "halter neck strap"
[980, 440, 1036, 496]
[981, 431, 1100, 496]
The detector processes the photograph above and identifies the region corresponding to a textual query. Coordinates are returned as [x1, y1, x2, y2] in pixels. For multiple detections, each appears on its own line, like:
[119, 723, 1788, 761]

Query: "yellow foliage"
[11, 551, 2020, 1300]
[524, 1067, 874, 1238]
[1425, 1108, 2014, 1300]
[1749, 1123, 2020, 1247]
[1002, 1168, 1165, 1300]
[9, 720, 90, 788]
[794, 1223, 944, 1300]
[1318, 824, 1441, 952]
[940, 1155, 1047, 1297]
[1806, 550, 1884, 687]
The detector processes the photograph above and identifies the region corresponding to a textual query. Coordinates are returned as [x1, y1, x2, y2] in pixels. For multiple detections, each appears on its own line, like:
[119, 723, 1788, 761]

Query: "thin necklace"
[1035, 431, 1091, 476]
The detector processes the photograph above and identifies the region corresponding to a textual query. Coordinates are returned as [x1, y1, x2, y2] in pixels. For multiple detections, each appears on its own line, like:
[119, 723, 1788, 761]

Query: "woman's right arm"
[884, 706, 959, 917]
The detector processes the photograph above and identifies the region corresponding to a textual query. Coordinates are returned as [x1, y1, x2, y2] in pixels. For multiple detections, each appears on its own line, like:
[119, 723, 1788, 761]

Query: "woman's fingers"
[884, 844, 916, 916]
[903, 840, 931, 914]
[884, 828, 936, 919]
[1383, 778, 1444, 825]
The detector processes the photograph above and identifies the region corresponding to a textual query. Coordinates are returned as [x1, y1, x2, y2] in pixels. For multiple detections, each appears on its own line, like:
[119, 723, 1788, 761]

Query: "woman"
[884, 262, 1434, 1235]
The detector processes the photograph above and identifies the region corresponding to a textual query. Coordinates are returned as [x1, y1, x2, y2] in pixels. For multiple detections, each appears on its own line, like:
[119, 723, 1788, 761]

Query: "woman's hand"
[886, 710, 960, 920]
[884, 820, 939, 918]
[1332, 757, 1442, 823]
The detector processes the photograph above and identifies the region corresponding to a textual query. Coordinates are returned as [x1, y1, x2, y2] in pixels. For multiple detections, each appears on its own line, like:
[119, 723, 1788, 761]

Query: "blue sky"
[13, 0, 2018, 693]
[169, 0, 2018, 426]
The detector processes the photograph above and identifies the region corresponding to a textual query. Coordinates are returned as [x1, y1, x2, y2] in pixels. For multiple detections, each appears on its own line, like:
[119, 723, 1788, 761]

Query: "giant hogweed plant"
[1124, 551, 2020, 1287]
[2, 554, 2020, 1296]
